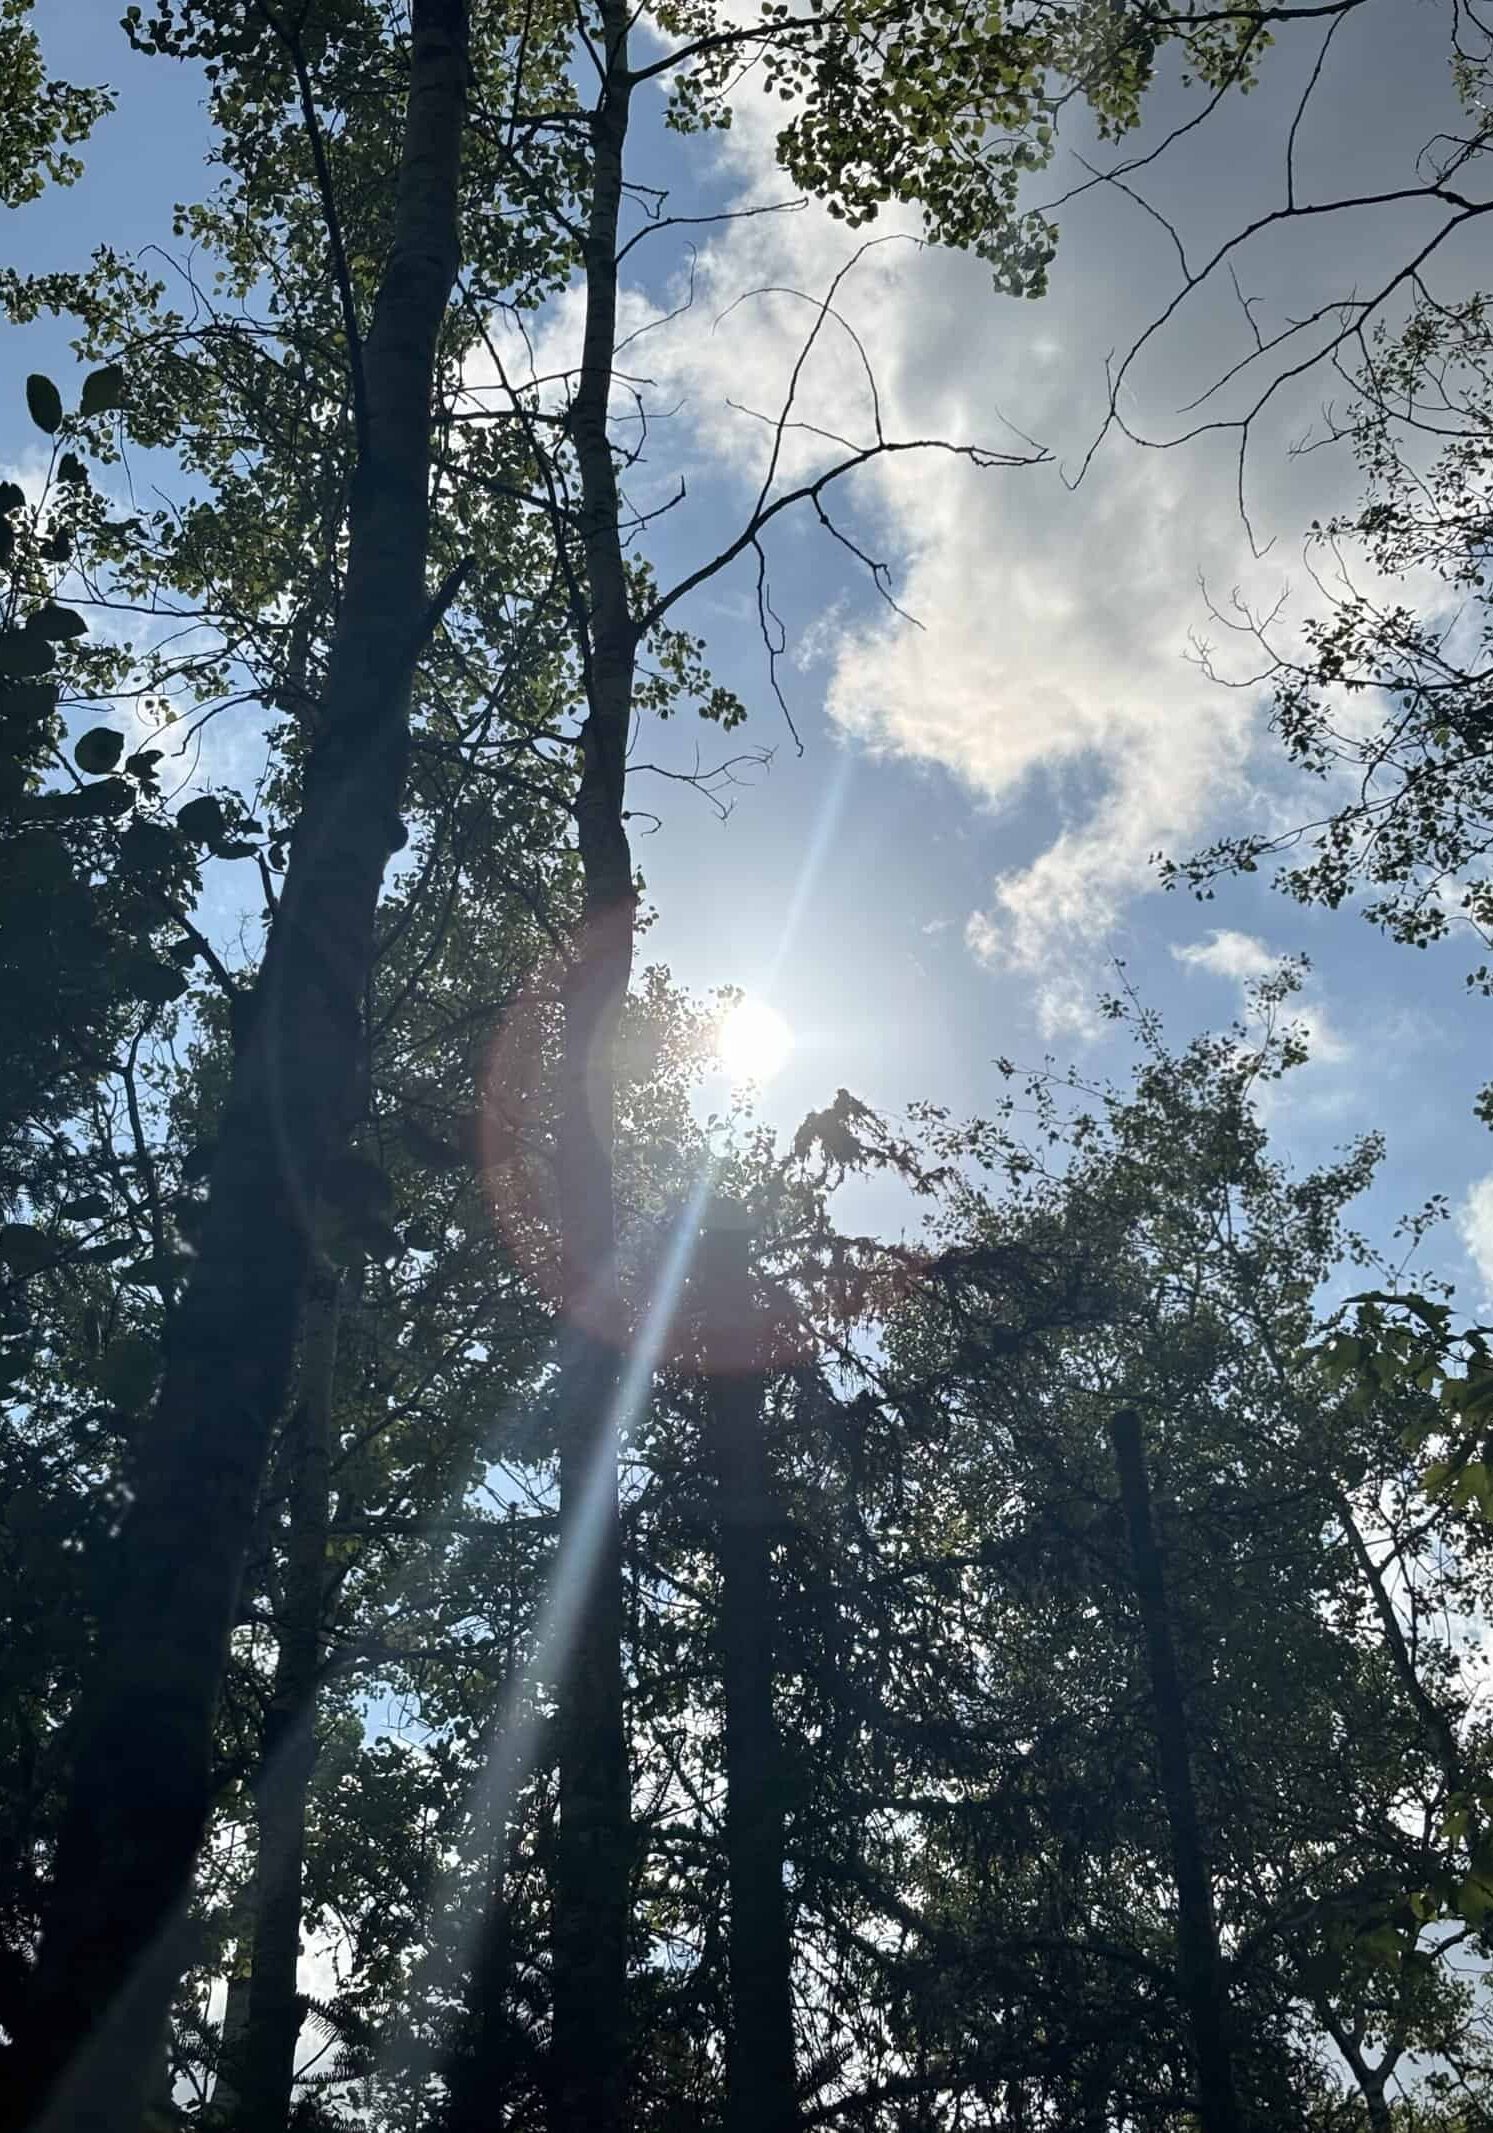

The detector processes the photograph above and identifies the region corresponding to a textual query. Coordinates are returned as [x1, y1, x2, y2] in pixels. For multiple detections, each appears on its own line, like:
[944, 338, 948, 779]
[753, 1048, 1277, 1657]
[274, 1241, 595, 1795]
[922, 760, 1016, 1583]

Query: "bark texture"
[209, 1964, 252, 2123]
[237, 1263, 341, 2133]
[443, 1837, 519, 2133]
[699, 1220, 799, 2133]
[7, 13, 468, 2124]
[1108, 1409, 1242, 2133]
[546, 7, 638, 2130]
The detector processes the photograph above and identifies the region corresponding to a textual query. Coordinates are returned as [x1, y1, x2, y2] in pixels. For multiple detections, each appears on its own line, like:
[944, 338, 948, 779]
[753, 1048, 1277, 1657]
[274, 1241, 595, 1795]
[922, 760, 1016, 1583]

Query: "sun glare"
[717, 997, 793, 1085]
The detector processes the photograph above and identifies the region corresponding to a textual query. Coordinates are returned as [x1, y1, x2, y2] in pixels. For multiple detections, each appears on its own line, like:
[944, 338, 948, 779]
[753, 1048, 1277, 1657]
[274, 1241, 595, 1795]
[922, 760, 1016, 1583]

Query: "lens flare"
[717, 997, 792, 1085]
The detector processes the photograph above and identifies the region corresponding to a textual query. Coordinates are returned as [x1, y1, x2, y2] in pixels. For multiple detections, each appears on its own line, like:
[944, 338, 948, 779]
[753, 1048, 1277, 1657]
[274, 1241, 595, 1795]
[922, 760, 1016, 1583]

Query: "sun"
[717, 997, 793, 1085]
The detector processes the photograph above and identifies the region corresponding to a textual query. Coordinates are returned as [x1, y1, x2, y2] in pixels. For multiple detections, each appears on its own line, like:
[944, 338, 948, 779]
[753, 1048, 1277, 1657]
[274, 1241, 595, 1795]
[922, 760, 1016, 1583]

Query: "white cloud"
[1458, 1176, 1493, 1305]
[475, 25, 1451, 1016]
[1291, 1003, 1351, 1069]
[1171, 929, 1276, 981]
[967, 915, 1100, 1041]
[515, 75, 1305, 995]
[1171, 929, 1350, 1071]
[827, 431, 1268, 976]
[1032, 974, 1105, 1044]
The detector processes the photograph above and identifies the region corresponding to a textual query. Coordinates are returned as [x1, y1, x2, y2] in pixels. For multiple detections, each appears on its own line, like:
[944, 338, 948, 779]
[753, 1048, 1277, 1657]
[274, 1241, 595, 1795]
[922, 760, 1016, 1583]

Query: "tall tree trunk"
[1107, 1410, 1242, 2133]
[1075, 2059, 1110, 2133]
[7, 14, 469, 2125]
[209, 1964, 252, 2124]
[237, 1261, 341, 2133]
[698, 1214, 798, 2133]
[547, 10, 637, 2132]
[443, 1836, 518, 2133]
[1361, 2077, 1393, 2133]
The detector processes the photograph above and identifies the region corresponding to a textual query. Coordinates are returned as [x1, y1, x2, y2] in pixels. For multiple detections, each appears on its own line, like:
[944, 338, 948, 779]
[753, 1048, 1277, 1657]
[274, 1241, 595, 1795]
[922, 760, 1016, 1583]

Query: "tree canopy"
[5, 4, 1493, 2132]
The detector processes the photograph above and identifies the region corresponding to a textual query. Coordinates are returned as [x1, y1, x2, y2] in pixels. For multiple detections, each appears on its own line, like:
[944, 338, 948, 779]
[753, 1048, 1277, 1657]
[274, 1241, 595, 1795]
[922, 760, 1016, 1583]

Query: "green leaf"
[124, 750, 161, 789]
[118, 816, 176, 874]
[322, 1152, 394, 1219]
[0, 631, 57, 678]
[0, 1223, 52, 1277]
[118, 1252, 186, 1289]
[97, 1332, 158, 1412]
[75, 1238, 137, 1265]
[62, 776, 133, 819]
[175, 794, 226, 846]
[26, 604, 86, 641]
[79, 363, 125, 418]
[74, 726, 125, 775]
[56, 453, 87, 487]
[59, 1193, 110, 1220]
[1469, 1462, 1493, 1522]
[1457, 1872, 1493, 1927]
[25, 374, 63, 435]
[1, 680, 59, 724]
[1355, 1923, 1403, 1966]
[401, 1116, 467, 1171]
[0, 481, 24, 515]
[129, 958, 189, 1006]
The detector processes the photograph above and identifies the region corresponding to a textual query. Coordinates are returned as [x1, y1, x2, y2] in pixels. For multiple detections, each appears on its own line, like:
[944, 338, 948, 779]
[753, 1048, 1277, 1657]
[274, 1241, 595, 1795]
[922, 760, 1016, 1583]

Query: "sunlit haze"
[716, 997, 793, 1085]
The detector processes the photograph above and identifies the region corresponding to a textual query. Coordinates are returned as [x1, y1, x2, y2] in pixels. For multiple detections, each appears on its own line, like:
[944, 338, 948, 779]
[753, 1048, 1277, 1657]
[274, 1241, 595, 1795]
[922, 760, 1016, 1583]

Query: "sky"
[10, 0, 1493, 1302]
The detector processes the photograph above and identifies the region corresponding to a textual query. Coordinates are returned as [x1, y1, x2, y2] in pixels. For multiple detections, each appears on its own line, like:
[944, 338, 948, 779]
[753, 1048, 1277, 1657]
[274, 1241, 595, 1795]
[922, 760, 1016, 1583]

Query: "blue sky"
[11, 0, 1493, 1298]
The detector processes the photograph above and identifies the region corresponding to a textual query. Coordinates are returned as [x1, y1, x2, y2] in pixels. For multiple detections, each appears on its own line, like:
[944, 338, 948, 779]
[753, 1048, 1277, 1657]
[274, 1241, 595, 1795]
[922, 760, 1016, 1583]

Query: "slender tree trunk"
[547, 11, 637, 2132]
[7, 15, 469, 2126]
[1316, 2000, 1401, 2133]
[443, 1837, 517, 2133]
[1076, 2059, 1109, 2133]
[209, 1964, 252, 2123]
[698, 1215, 798, 2133]
[1107, 1410, 1242, 2133]
[237, 1262, 341, 2133]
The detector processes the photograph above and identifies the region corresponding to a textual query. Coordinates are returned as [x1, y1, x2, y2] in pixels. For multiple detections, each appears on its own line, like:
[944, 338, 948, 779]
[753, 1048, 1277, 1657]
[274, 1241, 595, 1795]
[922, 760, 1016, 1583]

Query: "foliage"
[1168, 292, 1493, 1124]
[0, 0, 112, 208]
[4, 8, 1493, 2133]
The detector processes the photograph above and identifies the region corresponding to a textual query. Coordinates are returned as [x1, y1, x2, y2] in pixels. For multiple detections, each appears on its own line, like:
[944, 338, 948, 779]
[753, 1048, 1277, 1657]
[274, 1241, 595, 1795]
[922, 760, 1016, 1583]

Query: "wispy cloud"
[1033, 974, 1105, 1043]
[526, 79, 1304, 998]
[472, 37, 1445, 1026]
[1171, 929, 1277, 982]
[1171, 929, 1352, 1072]
[1457, 1176, 1493, 1307]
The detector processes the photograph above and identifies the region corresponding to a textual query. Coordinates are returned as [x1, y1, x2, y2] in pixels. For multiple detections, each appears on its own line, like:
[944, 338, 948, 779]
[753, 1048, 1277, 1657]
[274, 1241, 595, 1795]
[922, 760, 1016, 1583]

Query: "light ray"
[764, 749, 853, 990]
[374, 1162, 722, 2107]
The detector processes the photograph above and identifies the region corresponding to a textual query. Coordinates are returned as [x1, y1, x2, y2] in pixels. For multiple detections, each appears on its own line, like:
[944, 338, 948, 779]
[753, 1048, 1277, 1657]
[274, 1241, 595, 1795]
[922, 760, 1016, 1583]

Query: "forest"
[5, 0, 1493, 2127]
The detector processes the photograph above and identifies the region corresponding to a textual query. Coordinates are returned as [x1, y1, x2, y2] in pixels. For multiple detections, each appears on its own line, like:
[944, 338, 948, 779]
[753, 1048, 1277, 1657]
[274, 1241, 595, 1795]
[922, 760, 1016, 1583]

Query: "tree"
[7, 9, 1488, 2132]
[758, 980, 1493, 2127]
[1169, 290, 1493, 1109]
[451, 7, 1275, 2118]
[1108, 1405, 1243, 2133]
[4, 5, 474, 2120]
[0, 0, 111, 210]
